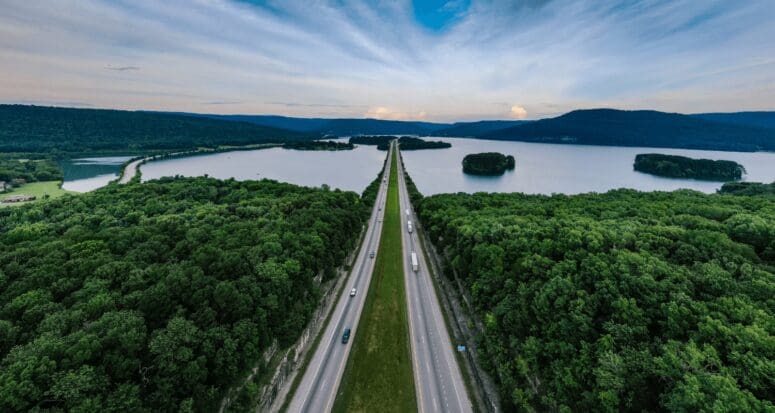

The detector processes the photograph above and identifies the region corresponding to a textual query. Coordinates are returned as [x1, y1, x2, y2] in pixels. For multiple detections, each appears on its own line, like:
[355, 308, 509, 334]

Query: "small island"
[633, 153, 745, 181]
[282, 140, 354, 151]
[462, 152, 515, 175]
[349, 136, 451, 150]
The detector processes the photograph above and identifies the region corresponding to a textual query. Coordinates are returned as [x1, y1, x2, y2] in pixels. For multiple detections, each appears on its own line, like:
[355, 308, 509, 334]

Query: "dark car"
[342, 328, 351, 344]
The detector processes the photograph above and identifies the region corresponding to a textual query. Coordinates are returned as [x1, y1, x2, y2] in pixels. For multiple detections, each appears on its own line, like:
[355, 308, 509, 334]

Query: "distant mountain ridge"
[483, 109, 775, 152]
[434, 120, 530, 136]
[174, 113, 530, 136]
[691, 112, 775, 130]
[0, 105, 313, 152]
[178, 113, 450, 135]
[4, 105, 774, 153]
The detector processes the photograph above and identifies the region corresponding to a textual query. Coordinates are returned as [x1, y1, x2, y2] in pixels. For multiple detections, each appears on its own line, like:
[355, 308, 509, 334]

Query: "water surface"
[141, 146, 386, 192]
[400, 138, 775, 195]
[61, 156, 133, 192]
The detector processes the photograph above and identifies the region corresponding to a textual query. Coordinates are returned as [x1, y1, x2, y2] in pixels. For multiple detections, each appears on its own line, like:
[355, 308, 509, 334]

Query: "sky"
[0, 0, 773, 122]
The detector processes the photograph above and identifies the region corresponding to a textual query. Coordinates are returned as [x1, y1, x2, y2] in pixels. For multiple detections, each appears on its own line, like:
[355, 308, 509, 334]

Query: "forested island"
[0, 176, 379, 411]
[348, 135, 451, 150]
[462, 152, 515, 175]
[416, 189, 774, 412]
[282, 140, 354, 151]
[634, 153, 746, 180]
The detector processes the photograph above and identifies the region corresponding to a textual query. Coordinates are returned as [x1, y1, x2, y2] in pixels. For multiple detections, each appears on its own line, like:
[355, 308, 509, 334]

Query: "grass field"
[0, 181, 73, 206]
[332, 146, 417, 413]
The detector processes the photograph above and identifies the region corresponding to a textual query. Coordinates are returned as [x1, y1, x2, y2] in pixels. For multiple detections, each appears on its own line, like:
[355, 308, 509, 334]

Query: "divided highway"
[286, 146, 392, 413]
[397, 149, 474, 413]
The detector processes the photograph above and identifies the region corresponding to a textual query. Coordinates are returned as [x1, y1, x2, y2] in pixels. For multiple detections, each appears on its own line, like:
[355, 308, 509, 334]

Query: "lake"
[60, 156, 133, 192]
[140, 146, 386, 192]
[64, 139, 775, 195]
[400, 138, 775, 195]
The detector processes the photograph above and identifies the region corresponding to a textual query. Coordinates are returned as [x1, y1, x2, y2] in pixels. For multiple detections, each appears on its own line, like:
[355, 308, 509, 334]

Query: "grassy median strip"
[332, 146, 417, 413]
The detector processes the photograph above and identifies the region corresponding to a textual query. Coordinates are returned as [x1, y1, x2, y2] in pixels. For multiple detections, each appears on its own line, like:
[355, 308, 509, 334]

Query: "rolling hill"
[185, 114, 450, 135]
[434, 120, 530, 137]
[483, 109, 775, 152]
[691, 111, 775, 130]
[0, 105, 313, 153]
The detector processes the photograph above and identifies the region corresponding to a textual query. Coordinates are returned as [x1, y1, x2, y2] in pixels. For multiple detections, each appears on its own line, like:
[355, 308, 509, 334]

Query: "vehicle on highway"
[350, 287, 357, 297]
[342, 328, 351, 344]
[406, 208, 410, 216]
[407, 220, 413, 233]
[411, 252, 419, 272]
[369, 251, 375, 258]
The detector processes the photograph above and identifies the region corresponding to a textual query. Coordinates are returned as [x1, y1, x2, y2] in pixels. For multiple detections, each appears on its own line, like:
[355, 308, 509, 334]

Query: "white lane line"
[296, 152, 392, 413]
[397, 146, 426, 413]
[399, 153, 471, 413]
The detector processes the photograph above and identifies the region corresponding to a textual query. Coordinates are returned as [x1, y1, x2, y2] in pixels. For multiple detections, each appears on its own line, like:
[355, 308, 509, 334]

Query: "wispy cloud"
[0, 0, 772, 121]
[202, 100, 244, 105]
[105, 65, 139, 71]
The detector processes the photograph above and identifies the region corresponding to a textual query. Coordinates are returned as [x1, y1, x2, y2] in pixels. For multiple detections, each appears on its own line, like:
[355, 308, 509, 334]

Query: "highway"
[286, 146, 392, 413]
[396, 147, 473, 413]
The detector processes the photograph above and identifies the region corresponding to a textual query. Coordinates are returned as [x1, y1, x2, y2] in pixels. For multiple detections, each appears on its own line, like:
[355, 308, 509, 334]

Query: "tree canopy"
[0, 176, 373, 411]
[417, 189, 775, 412]
[719, 181, 775, 196]
[0, 154, 62, 183]
[0, 105, 312, 153]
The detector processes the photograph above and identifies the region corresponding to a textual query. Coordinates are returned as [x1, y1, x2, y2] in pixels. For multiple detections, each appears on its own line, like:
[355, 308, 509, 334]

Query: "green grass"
[332, 146, 417, 413]
[0, 181, 73, 206]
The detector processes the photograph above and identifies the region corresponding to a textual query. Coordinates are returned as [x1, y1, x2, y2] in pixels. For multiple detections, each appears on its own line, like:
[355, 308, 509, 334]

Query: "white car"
[350, 288, 357, 297]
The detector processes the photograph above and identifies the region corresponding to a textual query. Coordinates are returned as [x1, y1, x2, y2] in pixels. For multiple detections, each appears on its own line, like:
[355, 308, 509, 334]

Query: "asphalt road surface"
[286, 146, 392, 413]
[397, 148, 473, 413]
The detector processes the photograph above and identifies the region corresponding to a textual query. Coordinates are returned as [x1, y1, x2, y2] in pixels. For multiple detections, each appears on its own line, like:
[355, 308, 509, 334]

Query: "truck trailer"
[411, 252, 419, 272]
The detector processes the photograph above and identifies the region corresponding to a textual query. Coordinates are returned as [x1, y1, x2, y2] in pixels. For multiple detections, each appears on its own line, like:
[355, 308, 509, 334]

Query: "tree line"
[416, 189, 774, 412]
[0, 154, 63, 184]
[349, 136, 451, 150]
[0, 175, 377, 411]
[719, 181, 775, 196]
[282, 141, 354, 151]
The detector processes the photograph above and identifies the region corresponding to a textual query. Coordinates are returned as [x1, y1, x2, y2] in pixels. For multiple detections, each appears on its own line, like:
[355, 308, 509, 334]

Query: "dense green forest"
[0, 176, 373, 411]
[0, 105, 312, 153]
[348, 136, 451, 150]
[462, 152, 515, 175]
[719, 181, 775, 196]
[282, 140, 354, 151]
[634, 154, 746, 181]
[417, 190, 775, 412]
[0, 154, 63, 183]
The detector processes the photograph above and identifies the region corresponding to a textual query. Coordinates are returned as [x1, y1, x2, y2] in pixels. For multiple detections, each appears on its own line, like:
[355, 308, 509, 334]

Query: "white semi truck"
[411, 252, 419, 272]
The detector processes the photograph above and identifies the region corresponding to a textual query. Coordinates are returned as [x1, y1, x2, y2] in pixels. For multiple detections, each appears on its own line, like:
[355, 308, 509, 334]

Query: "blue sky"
[0, 0, 773, 121]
